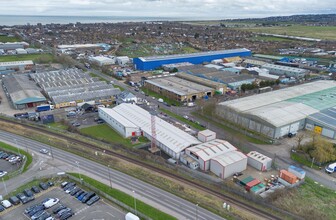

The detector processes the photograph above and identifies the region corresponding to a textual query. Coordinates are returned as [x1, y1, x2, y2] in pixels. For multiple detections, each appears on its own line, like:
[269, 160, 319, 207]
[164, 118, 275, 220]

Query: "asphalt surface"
[0, 130, 225, 220]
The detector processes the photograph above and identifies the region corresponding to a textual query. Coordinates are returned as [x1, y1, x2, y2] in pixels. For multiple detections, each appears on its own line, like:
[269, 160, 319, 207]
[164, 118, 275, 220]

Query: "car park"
[28, 205, 44, 217]
[63, 182, 75, 191]
[8, 196, 20, 205]
[61, 182, 68, 188]
[57, 207, 71, 217]
[59, 210, 74, 220]
[31, 210, 47, 220]
[65, 185, 76, 194]
[43, 198, 59, 208]
[77, 192, 87, 201]
[25, 203, 40, 214]
[45, 217, 55, 220]
[0, 171, 7, 177]
[32, 186, 41, 194]
[36, 211, 51, 220]
[74, 190, 84, 198]
[1, 200, 12, 208]
[39, 182, 49, 190]
[81, 192, 95, 203]
[24, 188, 34, 197]
[52, 205, 66, 214]
[0, 204, 5, 212]
[69, 187, 80, 195]
[48, 181, 54, 187]
[39, 149, 49, 154]
[86, 195, 100, 206]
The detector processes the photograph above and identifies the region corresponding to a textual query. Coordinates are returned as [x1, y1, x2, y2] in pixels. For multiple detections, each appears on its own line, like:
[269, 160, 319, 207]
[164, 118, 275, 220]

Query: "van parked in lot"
[1, 200, 12, 208]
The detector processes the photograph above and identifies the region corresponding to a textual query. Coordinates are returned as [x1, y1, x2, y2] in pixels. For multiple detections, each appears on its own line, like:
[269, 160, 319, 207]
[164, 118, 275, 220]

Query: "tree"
[294, 133, 306, 151]
[310, 135, 336, 163]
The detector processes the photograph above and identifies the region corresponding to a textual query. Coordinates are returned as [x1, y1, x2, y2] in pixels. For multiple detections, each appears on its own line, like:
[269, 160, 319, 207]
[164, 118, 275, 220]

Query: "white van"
[43, 198, 59, 208]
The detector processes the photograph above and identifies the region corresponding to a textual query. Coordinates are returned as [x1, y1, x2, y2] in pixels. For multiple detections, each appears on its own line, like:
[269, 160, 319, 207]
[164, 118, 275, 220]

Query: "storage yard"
[216, 80, 336, 139]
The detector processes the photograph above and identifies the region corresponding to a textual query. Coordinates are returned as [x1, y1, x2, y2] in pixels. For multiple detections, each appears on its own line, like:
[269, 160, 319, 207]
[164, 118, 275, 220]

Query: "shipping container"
[280, 170, 298, 184]
[245, 179, 261, 191]
[288, 165, 306, 179]
[250, 183, 266, 194]
[240, 176, 254, 186]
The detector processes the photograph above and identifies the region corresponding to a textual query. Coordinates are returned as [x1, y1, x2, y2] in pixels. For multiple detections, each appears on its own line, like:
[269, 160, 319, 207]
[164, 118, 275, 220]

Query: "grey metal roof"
[308, 107, 336, 129]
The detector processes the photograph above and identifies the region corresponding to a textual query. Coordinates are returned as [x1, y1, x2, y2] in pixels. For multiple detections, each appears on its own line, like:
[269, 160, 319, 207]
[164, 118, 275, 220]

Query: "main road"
[0, 130, 225, 220]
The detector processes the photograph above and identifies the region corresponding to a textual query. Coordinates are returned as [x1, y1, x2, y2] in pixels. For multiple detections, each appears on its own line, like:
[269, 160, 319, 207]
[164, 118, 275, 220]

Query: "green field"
[239, 25, 336, 40]
[160, 108, 205, 131]
[251, 35, 298, 42]
[273, 178, 336, 219]
[141, 88, 181, 106]
[0, 54, 54, 63]
[80, 124, 147, 147]
[68, 173, 176, 220]
[0, 35, 21, 42]
[48, 122, 68, 130]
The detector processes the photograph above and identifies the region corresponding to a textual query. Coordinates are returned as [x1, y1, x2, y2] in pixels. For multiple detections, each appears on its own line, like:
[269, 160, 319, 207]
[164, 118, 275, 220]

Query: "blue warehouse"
[133, 48, 252, 71]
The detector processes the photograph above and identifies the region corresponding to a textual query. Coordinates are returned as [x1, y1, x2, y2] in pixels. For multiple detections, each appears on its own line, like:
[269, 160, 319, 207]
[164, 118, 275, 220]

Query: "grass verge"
[47, 122, 68, 130]
[0, 141, 33, 176]
[113, 84, 125, 91]
[160, 108, 205, 131]
[141, 88, 181, 106]
[290, 152, 320, 170]
[89, 72, 109, 82]
[80, 124, 148, 147]
[0, 54, 54, 63]
[68, 173, 177, 220]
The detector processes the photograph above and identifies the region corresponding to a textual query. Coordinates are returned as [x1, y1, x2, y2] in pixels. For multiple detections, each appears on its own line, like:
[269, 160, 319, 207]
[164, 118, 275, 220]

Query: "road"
[0, 130, 225, 220]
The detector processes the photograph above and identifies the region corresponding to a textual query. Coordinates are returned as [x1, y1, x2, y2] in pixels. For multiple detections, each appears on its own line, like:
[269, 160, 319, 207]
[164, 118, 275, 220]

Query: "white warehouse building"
[210, 151, 247, 179]
[185, 139, 237, 171]
[247, 151, 272, 171]
[99, 104, 201, 159]
[89, 56, 115, 66]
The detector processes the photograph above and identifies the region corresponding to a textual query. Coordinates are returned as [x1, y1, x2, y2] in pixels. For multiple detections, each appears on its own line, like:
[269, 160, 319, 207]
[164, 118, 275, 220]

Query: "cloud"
[0, 0, 334, 19]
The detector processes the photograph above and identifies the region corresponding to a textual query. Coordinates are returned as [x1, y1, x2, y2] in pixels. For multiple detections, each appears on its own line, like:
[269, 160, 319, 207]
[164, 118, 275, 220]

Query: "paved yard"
[0, 187, 125, 220]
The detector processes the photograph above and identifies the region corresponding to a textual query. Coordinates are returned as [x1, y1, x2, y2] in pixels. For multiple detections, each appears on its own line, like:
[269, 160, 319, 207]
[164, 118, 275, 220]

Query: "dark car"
[77, 192, 87, 201]
[60, 211, 74, 220]
[9, 196, 20, 205]
[28, 205, 44, 217]
[47, 181, 54, 187]
[61, 181, 68, 188]
[63, 182, 75, 191]
[16, 193, 26, 201]
[25, 204, 40, 214]
[86, 195, 100, 206]
[1, 153, 8, 159]
[57, 207, 71, 217]
[81, 192, 95, 203]
[74, 190, 84, 198]
[36, 211, 51, 220]
[39, 182, 49, 190]
[0, 204, 5, 212]
[31, 186, 41, 193]
[97, 119, 105, 124]
[53, 205, 66, 214]
[23, 188, 34, 197]
[70, 187, 81, 196]
[31, 210, 46, 220]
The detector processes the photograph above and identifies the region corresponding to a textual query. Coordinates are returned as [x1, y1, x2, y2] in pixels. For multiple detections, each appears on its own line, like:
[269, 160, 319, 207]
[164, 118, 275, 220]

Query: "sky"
[0, 0, 335, 19]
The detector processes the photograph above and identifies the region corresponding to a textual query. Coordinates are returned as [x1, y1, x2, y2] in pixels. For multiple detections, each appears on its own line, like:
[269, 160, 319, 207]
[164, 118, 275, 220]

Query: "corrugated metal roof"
[187, 139, 236, 161]
[99, 107, 139, 128]
[247, 151, 272, 163]
[211, 151, 247, 167]
[109, 104, 201, 154]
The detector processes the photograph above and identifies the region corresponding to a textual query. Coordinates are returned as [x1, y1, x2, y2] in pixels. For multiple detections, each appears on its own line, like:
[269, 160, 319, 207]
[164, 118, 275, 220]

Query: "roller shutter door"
[280, 126, 290, 137]
[322, 128, 335, 139]
[289, 122, 300, 133]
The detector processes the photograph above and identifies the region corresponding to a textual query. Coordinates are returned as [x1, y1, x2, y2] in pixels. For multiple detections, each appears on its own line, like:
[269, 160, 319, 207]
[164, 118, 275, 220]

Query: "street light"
[107, 165, 112, 189]
[75, 161, 82, 183]
[132, 190, 137, 215]
[195, 203, 199, 220]
[2, 177, 7, 195]
[48, 139, 54, 159]
[14, 139, 21, 156]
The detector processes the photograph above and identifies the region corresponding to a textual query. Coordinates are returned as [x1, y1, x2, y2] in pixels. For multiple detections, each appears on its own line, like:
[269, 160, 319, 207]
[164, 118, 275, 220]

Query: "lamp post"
[195, 203, 199, 220]
[132, 190, 137, 215]
[48, 139, 54, 159]
[75, 161, 82, 183]
[107, 165, 112, 188]
[2, 177, 7, 195]
[14, 139, 21, 156]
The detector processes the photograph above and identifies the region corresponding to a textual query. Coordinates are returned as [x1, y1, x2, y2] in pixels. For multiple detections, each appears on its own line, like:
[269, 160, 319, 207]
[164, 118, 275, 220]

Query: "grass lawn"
[80, 124, 147, 147]
[141, 88, 181, 107]
[113, 84, 125, 91]
[0, 141, 33, 175]
[273, 178, 336, 219]
[239, 25, 336, 40]
[0, 35, 21, 42]
[160, 108, 205, 131]
[0, 54, 54, 63]
[47, 122, 68, 130]
[68, 173, 176, 220]
[250, 36, 298, 42]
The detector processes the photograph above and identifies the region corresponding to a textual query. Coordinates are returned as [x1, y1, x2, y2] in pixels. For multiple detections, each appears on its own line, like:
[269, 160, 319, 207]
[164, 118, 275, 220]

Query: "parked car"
[0, 204, 5, 212]
[28, 205, 44, 217]
[61, 182, 68, 188]
[81, 192, 95, 203]
[74, 190, 84, 198]
[65, 185, 76, 194]
[72, 122, 81, 127]
[31, 186, 41, 194]
[52, 205, 66, 214]
[0, 171, 7, 177]
[97, 119, 105, 124]
[36, 211, 51, 220]
[63, 182, 75, 191]
[70, 187, 80, 196]
[0, 200, 12, 208]
[57, 207, 71, 217]
[59, 211, 74, 220]
[43, 198, 59, 208]
[47, 181, 54, 187]
[39, 148, 49, 154]
[86, 195, 100, 206]
[31, 210, 46, 220]
[25, 204, 40, 214]
[8, 196, 20, 205]
[23, 188, 34, 197]
[77, 192, 87, 201]
[39, 182, 49, 190]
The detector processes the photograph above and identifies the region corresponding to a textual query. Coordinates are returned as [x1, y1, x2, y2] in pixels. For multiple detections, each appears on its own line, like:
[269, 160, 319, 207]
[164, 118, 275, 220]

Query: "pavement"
[0, 131, 225, 220]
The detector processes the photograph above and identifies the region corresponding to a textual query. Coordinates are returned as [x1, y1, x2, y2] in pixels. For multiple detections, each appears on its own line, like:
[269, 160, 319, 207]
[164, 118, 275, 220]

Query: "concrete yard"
[1, 187, 125, 220]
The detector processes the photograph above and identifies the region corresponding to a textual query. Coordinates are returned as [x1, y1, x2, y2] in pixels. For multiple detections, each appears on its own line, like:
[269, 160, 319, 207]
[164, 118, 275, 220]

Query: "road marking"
[106, 212, 115, 218]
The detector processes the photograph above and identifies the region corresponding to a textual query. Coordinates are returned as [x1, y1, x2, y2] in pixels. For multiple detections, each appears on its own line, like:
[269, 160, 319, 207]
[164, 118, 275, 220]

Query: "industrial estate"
[0, 12, 335, 220]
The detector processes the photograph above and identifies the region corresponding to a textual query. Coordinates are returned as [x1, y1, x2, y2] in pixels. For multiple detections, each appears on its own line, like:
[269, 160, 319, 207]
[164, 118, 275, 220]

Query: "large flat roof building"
[134, 48, 251, 70]
[2, 74, 46, 109]
[0, 60, 34, 73]
[262, 63, 308, 78]
[217, 80, 336, 139]
[99, 104, 201, 159]
[144, 76, 214, 102]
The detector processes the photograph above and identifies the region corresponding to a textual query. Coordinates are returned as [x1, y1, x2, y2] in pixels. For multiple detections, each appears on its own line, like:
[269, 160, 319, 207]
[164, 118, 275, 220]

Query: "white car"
[40, 148, 49, 154]
[0, 171, 7, 177]
[43, 198, 59, 208]
[1, 200, 12, 208]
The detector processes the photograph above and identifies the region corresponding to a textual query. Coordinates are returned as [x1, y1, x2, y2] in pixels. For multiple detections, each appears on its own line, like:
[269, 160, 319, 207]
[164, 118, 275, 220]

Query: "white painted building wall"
[210, 151, 247, 179]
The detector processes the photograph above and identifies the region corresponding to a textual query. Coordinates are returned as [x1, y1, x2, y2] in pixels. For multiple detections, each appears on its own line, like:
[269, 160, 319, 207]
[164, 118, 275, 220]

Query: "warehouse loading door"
[280, 125, 290, 137]
[289, 122, 300, 133]
[322, 128, 335, 139]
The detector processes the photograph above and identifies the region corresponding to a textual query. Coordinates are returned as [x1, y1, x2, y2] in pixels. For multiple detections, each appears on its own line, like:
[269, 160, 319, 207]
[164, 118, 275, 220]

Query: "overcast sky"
[1, 0, 335, 19]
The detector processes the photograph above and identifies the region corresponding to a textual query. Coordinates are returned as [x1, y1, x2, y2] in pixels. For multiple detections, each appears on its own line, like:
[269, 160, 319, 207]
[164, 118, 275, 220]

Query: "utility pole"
[195, 203, 199, 220]
[107, 165, 112, 188]
[132, 190, 137, 215]
[49, 139, 54, 159]
[2, 177, 7, 195]
[75, 161, 82, 183]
